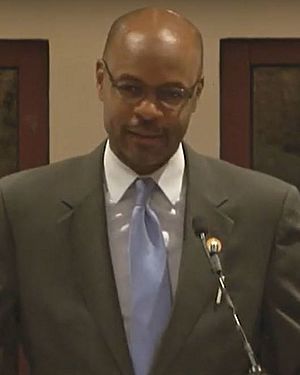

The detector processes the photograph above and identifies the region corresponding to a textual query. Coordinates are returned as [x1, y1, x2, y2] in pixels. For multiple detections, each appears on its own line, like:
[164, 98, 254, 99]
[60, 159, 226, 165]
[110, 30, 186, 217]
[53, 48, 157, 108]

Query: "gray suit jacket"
[0, 142, 300, 375]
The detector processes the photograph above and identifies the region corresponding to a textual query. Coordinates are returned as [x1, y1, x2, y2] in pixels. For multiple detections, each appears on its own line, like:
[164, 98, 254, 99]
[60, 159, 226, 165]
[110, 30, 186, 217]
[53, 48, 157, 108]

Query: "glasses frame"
[101, 58, 200, 110]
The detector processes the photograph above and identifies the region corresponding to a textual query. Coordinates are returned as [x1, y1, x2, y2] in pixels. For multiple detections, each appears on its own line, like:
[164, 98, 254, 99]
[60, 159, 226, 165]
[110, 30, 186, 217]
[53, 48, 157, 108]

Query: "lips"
[128, 130, 163, 138]
[127, 129, 164, 146]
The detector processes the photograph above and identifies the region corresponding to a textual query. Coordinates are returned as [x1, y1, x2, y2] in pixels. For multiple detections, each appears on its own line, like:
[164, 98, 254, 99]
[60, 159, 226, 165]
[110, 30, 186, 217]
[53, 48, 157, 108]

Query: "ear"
[191, 76, 204, 113]
[96, 59, 104, 101]
[196, 76, 204, 98]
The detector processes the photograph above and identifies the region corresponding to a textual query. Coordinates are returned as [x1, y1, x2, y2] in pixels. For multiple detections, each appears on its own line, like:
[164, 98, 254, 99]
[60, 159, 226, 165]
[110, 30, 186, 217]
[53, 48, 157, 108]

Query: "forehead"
[107, 30, 201, 85]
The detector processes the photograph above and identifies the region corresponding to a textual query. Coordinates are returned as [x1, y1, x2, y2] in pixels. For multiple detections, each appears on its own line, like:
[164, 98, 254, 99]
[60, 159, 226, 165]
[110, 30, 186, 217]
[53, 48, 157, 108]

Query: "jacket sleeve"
[0, 185, 19, 375]
[262, 185, 300, 375]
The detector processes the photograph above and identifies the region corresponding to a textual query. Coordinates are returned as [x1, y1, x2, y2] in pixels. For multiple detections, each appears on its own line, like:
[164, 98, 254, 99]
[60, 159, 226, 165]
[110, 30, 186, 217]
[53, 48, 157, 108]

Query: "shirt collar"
[104, 140, 185, 205]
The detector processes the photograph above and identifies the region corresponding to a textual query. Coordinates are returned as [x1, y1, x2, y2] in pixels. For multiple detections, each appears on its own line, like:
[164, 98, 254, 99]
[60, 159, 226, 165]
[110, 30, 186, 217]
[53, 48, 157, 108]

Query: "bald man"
[0, 7, 300, 375]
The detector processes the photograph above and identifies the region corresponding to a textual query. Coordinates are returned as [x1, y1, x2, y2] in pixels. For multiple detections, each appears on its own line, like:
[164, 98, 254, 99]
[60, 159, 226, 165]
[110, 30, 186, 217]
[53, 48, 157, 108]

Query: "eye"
[115, 83, 144, 98]
[158, 87, 187, 104]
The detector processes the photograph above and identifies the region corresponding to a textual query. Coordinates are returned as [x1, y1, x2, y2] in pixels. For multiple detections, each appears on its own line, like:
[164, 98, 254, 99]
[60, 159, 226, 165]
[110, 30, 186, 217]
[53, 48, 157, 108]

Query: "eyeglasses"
[102, 59, 200, 110]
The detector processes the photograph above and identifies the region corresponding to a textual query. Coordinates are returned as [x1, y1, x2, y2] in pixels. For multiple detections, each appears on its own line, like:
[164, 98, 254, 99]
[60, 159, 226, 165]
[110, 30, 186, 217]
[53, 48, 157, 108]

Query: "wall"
[1, 0, 300, 162]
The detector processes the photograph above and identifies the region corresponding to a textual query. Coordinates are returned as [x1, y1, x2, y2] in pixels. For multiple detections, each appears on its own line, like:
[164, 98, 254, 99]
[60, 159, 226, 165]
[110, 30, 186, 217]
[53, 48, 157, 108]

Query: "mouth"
[128, 129, 162, 138]
[127, 130, 164, 145]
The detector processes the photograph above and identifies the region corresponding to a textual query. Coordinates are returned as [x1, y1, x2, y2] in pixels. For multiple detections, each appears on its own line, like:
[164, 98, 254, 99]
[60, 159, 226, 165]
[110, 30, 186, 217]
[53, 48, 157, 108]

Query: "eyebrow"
[117, 74, 143, 82]
[116, 74, 187, 87]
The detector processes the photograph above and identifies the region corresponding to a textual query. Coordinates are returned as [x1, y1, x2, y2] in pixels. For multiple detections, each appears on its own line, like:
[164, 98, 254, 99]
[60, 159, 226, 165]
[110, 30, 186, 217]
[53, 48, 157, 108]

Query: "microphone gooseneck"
[192, 217, 266, 375]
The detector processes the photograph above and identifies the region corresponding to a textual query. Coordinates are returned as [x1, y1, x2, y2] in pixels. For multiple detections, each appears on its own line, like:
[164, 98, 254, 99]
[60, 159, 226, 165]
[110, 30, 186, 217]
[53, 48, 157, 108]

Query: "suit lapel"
[152, 145, 234, 375]
[57, 144, 133, 375]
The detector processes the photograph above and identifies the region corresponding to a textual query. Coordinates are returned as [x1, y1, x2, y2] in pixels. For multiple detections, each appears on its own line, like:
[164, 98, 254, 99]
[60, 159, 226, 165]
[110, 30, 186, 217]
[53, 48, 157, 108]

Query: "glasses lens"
[157, 86, 187, 106]
[115, 82, 144, 100]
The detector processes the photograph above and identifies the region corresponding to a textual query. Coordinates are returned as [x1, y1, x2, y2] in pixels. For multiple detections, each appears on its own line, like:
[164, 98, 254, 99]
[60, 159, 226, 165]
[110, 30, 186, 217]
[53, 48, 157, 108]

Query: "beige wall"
[1, 0, 300, 162]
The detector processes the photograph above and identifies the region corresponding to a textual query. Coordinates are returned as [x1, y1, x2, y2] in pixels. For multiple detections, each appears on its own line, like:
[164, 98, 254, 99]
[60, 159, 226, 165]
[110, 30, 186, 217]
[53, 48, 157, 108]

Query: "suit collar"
[59, 144, 105, 209]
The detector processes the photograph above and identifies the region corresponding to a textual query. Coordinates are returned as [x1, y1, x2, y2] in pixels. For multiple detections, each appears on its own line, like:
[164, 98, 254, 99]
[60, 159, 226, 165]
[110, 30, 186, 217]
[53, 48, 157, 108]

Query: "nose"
[133, 98, 164, 121]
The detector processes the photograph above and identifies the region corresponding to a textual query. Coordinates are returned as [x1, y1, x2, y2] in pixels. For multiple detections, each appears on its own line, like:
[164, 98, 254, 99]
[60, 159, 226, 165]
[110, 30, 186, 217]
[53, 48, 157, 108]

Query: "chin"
[130, 157, 167, 175]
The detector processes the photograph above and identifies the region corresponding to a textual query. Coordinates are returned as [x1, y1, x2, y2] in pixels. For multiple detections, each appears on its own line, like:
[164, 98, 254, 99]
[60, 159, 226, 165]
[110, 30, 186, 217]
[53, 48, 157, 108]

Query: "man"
[0, 7, 300, 375]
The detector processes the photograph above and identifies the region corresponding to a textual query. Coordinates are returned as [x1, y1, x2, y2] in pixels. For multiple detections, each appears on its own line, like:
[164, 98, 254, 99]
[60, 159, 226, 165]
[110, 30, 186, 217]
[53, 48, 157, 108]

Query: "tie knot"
[134, 178, 155, 206]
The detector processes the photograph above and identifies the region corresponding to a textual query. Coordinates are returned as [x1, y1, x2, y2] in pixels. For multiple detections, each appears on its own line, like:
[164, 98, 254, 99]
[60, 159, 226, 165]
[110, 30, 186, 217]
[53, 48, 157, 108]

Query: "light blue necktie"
[128, 178, 172, 375]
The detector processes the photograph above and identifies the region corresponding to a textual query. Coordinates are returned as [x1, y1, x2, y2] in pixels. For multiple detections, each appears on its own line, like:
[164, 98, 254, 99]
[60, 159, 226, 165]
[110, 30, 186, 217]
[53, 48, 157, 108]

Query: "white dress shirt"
[104, 141, 186, 338]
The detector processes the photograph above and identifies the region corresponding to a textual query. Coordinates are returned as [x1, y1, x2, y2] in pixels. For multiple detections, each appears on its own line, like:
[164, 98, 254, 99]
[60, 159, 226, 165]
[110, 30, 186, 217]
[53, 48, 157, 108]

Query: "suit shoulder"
[187, 146, 295, 196]
[0, 146, 102, 198]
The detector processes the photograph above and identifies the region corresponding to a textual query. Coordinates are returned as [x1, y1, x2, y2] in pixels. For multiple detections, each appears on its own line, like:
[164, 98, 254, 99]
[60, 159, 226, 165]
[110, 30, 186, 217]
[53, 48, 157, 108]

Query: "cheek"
[176, 107, 194, 137]
[168, 115, 190, 143]
[103, 102, 128, 136]
[103, 107, 115, 135]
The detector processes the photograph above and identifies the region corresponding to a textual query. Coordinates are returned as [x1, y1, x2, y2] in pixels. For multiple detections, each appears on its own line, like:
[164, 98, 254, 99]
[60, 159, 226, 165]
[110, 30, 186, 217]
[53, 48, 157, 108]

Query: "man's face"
[97, 33, 202, 175]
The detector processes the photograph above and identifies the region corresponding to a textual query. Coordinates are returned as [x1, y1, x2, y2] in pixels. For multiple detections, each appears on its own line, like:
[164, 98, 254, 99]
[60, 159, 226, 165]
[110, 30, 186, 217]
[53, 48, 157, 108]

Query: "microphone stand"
[198, 233, 268, 375]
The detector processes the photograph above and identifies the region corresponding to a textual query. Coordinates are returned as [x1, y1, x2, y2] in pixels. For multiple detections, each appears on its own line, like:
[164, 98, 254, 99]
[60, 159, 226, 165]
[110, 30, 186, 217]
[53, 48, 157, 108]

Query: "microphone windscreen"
[192, 216, 209, 237]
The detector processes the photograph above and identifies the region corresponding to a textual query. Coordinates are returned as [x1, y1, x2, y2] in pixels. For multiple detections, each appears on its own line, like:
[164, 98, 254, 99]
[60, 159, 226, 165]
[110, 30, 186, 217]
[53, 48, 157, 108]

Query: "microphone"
[192, 217, 223, 274]
[192, 217, 267, 375]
